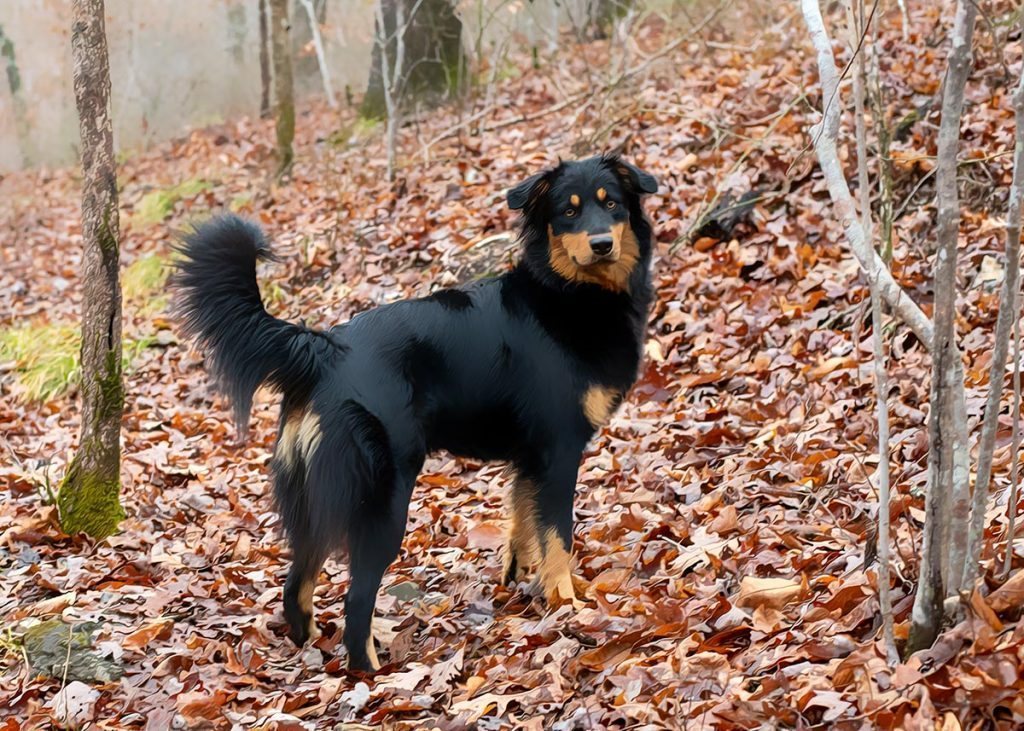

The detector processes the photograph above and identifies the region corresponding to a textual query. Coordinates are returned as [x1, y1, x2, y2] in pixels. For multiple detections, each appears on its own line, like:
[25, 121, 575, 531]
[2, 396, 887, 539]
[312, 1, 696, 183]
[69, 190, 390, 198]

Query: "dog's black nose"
[590, 234, 613, 256]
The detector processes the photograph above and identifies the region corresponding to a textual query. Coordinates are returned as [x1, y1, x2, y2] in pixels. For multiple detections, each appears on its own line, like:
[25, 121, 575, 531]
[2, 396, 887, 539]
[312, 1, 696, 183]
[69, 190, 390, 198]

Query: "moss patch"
[122, 253, 169, 301]
[57, 454, 125, 539]
[0, 322, 154, 403]
[122, 253, 175, 317]
[0, 323, 79, 402]
[133, 178, 211, 227]
[327, 115, 380, 148]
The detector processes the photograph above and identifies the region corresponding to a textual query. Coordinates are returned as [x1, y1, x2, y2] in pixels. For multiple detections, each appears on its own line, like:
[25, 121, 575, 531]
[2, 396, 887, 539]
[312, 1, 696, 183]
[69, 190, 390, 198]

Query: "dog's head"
[508, 155, 657, 292]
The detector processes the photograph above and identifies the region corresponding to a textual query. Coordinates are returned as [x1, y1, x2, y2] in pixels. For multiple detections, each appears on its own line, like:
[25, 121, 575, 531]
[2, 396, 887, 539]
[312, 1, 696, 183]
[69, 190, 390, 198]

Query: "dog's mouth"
[570, 249, 619, 267]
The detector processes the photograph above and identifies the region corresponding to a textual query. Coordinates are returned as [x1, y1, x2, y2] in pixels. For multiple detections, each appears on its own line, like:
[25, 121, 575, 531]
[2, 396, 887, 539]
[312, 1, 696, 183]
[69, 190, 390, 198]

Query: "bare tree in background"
[270, 0, 295, 175]
[361, 0, 465, 123]
[298, 0, 336, 108]
[585, 0, 634, 40]
[1005, 313, 1022, 578]
[0, 23, 33, 168]
[259, 0, 271, 119]
[57, 0, 124, 538]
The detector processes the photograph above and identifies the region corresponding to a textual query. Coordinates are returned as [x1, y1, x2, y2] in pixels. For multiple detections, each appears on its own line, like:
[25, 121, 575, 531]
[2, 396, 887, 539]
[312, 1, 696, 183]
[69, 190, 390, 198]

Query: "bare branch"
[799, 0, 933, 345]
[298, 0, 336, 108]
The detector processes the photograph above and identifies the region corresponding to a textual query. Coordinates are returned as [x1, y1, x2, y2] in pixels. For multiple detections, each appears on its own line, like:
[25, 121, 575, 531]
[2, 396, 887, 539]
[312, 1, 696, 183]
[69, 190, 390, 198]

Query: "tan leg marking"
[276, 406, 321, 468]
[504, 478, 541, 581]
[365, 630, 380, 671]
[583, 385, 620, 430]
[297, 575, 321, 641]
[538, 527, 583, 609]
[277, 407, 322, 471]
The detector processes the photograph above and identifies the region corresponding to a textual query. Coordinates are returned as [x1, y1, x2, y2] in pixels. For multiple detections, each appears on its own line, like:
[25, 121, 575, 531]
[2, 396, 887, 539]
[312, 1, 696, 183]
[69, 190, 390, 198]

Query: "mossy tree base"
[67, 0, 125, 541]
[57, 455, 125, 539]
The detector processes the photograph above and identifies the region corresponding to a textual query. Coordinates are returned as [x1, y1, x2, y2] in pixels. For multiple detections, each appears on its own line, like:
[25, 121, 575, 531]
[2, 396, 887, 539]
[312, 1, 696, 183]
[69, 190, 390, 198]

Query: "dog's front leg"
[530, 453, 587, 611]
[503, 476, 541, 584]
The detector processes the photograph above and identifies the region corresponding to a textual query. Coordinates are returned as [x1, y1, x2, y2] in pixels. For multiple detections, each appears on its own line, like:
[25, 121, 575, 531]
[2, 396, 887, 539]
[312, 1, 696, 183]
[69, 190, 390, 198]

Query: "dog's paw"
[502, 548, 531, 585]
[285, 612, 319, 646]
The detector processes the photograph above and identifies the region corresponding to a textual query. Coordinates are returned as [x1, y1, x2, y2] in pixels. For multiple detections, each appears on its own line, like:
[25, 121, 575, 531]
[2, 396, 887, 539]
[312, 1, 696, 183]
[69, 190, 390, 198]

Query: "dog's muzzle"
[589, 234, 614, 258]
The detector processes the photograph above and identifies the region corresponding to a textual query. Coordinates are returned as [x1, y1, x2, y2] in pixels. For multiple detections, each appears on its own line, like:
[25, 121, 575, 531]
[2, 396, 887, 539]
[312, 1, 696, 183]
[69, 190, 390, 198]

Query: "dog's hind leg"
[283, 540, 328, 646]
[343, 472, 414, 672]
[274, 415, 329, 646]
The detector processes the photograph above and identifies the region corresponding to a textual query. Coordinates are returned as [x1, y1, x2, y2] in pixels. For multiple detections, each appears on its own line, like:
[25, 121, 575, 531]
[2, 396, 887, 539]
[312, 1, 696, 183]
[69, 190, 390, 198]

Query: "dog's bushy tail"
[172, 215, 338, 435]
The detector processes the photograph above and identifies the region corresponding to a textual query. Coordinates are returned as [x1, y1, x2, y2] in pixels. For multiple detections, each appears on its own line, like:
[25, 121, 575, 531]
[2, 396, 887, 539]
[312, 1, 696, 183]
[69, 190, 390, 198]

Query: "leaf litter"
[2, 1, 1024, 728]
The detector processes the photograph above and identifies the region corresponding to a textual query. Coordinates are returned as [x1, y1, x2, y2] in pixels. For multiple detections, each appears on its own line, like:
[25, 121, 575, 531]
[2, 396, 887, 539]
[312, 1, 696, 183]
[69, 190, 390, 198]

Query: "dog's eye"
[565, 208, 577, 218]
[606, 200, 617, 209]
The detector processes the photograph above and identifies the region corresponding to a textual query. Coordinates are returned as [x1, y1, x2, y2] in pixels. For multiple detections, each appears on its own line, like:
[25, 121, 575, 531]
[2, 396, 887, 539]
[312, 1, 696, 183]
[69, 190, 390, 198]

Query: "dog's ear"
[610, 158, 658, 195]
[507, 172, 551, 211]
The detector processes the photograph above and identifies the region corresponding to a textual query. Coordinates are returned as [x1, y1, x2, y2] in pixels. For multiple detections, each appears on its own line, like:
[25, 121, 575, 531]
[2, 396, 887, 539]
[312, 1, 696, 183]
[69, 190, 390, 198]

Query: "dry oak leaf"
[585, 567, 631, 600]
[450, 691, 530, 722]
[577, 629, 649, 671]
[176, 689, 232, 725]
[123, 617, 174, 650]
[987, 569, 1024, 613]
[734, 576, 807, 610]
[466, 521, 505, 550]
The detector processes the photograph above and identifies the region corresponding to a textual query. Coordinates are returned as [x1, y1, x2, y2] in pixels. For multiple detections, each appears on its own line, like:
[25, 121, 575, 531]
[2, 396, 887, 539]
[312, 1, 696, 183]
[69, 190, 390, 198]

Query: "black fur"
[171, 216, 342, 434]
[172, 154, 658, 672]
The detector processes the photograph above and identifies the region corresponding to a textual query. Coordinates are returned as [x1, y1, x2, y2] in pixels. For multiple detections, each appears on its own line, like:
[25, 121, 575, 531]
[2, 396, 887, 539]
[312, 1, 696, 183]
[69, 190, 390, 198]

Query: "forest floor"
[3, 2, 1024, 729]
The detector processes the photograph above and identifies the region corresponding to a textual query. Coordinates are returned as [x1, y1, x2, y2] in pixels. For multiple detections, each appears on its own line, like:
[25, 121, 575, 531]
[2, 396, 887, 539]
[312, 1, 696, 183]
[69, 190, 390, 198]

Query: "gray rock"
[22, 619, 123, 684]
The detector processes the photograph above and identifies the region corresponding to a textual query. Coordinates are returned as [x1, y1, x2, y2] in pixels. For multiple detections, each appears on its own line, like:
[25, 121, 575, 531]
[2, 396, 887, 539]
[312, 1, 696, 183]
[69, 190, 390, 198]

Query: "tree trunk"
[58, 0, 124, 539]
[587, 0, 633, 40]
[269, 0, 295, 175]
[360, 0, 464, 121]
[1004, 313, 1022, 577]
[964, 29, 1024, 590]
[258, 0, 271, 119]
[907, 0, 977, 654]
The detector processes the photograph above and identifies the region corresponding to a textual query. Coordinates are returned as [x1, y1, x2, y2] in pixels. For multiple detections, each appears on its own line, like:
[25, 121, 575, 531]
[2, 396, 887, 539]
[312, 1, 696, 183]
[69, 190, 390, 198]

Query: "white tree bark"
[298, 0, 336, 108]
[845, 0, 898, 666]
[1005, 313, 1022, 578]
[964, 52, 1024, 590]
[907, 0, 977, 653]
[375, 0, 398, 180]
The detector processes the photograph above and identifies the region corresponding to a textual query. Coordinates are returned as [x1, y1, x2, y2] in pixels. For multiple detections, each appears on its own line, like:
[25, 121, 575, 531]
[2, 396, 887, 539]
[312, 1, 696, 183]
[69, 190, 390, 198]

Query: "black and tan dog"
[172, 154, 657, 671]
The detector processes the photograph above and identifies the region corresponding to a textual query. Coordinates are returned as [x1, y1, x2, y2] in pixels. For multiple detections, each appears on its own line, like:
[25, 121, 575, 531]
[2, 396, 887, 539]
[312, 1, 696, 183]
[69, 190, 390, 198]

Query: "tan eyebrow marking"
[569, 194, 580, 207]
[597, 187, 607, 201]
